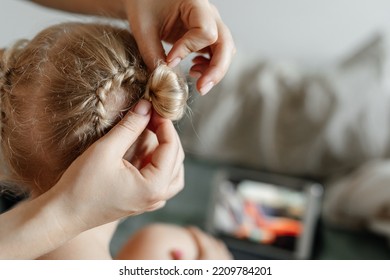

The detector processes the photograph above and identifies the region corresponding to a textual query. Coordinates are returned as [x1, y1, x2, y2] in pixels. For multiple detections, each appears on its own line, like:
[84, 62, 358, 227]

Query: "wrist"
[49, 180, 92, 234]
[0, 186, 86, 259]
[36, 185, 88, 252]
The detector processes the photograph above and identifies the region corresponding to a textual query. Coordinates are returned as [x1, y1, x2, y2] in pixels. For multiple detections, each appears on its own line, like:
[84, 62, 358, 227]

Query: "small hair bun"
[144, 64, 188, 120]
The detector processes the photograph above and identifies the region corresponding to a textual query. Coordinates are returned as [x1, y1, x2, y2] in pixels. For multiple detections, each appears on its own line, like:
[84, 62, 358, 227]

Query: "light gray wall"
[0, 1, 83, 44]
[1, 0, 390, 66]
[211, 0, 390, 65]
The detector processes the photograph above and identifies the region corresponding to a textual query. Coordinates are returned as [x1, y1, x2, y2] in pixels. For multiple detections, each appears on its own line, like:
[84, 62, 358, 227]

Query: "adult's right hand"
[124, 0, 236, 95]
[55, 99, 185, 230]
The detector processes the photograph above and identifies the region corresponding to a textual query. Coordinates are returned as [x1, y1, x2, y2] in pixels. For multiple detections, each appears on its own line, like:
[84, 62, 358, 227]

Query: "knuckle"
[176, 175, 185, 193]
[201, 27, 218, 44]
[174, 168, 185, 189]
[118, 118, 139, 135]
[89, 141, 114, 162]
[145, 186, 166, 203]
[179, 148, 185, 162]
[146, 201, 166, 212]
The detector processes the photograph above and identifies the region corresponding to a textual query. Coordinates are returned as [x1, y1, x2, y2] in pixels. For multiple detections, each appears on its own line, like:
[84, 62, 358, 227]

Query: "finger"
[99, 100, 151, 158]
[143, 165, 183, 213]
[140, 111, 180, 181]
[191, 55, 210, 72]
[165, 165, 185, 200]
[166, 4, 217, 66]
[197, 22, 235, 95]
[167, 26, 217, 63]
[172, 131, 185, 176]
[145, 200, 167, 212]
[189, 63, 209, 78]
[192, 55, 210, 64]
[158, 128, 185, 198]
[127, 130, 158, 169]
[151, 131, 185, 199]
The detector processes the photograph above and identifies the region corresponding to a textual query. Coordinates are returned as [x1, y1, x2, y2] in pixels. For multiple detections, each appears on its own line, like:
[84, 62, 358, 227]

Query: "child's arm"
[0, 190, 86, 259]
[38, 222, 118, 260]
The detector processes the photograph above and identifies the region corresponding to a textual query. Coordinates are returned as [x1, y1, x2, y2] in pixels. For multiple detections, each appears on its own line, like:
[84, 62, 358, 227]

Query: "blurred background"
[1, 0, 390, 259]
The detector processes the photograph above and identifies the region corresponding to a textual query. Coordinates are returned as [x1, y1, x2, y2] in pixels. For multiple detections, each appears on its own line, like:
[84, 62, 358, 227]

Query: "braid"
[0, 53, 6, 104]
[0, 40, 29, 96]
[93, 65, 147, 134]
[0, 41, 29, 136]
[0, 66, 12, 123]
[0, 22, 188, 195]
[0, 50, 5, 90]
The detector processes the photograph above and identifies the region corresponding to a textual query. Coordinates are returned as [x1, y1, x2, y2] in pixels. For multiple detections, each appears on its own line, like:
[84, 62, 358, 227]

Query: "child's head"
[0, 22, 188, 195]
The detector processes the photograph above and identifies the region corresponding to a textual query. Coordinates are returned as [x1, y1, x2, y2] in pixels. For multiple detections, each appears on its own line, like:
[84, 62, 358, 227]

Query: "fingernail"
[171, 249, 183, 260]
[189, 70, 202, 79]
[200, 81, 214, 95]
[133, 99, 151, 116]
[168, 57, 181, 68]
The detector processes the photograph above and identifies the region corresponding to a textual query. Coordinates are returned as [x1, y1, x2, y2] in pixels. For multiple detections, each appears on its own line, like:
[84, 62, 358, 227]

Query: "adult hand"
[124, 0, 236, 95]
[55, 100, 185, 230]
[0, 100, 184, 259]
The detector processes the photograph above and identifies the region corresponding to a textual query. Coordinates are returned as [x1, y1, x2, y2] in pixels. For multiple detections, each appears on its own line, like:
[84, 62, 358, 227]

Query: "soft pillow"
[180, 34, 390, 240]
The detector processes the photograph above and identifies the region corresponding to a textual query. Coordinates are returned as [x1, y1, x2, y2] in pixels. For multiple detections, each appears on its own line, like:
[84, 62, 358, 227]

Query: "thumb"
[100, 100, 152, 158]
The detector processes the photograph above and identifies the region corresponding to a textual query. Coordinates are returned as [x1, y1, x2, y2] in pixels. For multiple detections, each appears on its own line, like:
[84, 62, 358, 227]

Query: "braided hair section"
[94, 65, 141, 135]
[0, 22, 189, 195]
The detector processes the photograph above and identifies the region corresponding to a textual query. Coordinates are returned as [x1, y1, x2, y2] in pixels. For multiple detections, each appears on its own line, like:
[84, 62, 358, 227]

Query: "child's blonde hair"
[0, 22, 188, 194]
